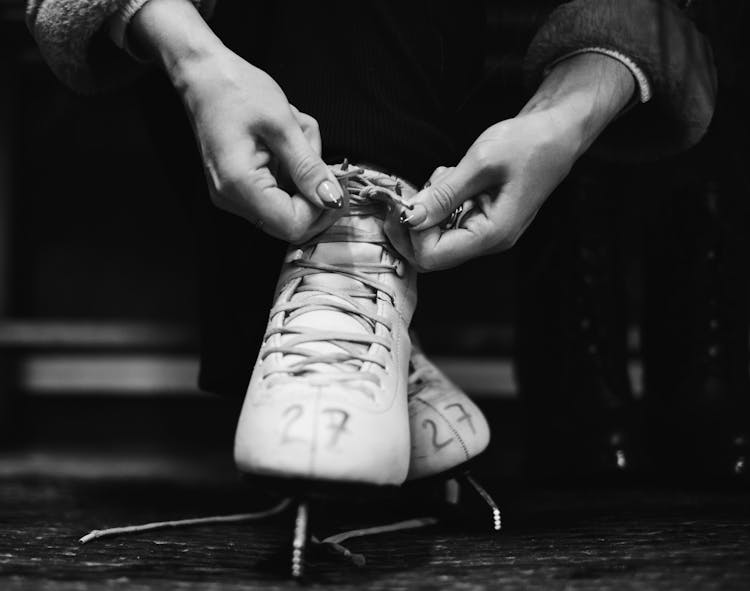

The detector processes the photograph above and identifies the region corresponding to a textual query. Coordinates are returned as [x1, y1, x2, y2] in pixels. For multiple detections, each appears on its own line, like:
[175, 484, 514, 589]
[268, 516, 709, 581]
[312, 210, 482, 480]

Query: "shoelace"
[78, 475, 500, 567]
[261, 162, 413, 393]
[79, 502, 438, 569]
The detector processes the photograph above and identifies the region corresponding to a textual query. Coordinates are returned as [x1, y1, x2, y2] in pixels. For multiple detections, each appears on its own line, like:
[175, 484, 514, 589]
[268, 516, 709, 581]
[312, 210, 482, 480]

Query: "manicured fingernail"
[400, 204, 426, 227]
[317, 180, 343, 208]
[400, 204, 426, 226]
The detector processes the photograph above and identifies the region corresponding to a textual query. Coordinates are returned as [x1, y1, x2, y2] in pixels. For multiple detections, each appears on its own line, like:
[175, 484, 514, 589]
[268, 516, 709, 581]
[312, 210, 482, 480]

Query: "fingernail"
[317, 180, 343, 208]
[399, 204, 426, 227]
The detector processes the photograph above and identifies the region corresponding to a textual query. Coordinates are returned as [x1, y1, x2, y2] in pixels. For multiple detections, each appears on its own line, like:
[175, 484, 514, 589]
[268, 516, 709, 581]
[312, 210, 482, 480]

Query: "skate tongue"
[310, 240, 384, 267]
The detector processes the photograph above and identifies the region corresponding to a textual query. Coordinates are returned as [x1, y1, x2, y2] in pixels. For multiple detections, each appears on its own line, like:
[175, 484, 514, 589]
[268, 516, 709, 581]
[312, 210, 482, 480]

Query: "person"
[26, 0, 716, 490]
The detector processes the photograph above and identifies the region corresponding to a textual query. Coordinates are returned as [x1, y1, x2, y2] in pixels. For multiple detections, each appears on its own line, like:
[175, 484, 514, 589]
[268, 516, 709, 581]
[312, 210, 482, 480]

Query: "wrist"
[130, 0, 226, 82]
[521, 53, 635, 156]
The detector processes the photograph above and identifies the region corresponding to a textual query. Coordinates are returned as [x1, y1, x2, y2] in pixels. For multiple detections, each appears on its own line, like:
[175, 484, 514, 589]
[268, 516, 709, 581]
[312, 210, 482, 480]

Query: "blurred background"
[0, 0, 747, 482]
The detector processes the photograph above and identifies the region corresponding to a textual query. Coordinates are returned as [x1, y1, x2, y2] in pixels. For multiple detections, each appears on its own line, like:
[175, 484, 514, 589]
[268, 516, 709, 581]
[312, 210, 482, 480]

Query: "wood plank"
[13, 354, 647, 399]
[0, 320, 197, 350]
[0, 460, 748, 590]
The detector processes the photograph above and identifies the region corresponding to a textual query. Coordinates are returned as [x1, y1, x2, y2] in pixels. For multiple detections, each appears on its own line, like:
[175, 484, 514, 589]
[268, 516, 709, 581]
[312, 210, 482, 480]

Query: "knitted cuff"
[524, 0, 717, 159]
[545, 46, 652, 104]
[108, 0, 152, 53]
[109, 0, 209, 60]
[27, 0, 215, 93]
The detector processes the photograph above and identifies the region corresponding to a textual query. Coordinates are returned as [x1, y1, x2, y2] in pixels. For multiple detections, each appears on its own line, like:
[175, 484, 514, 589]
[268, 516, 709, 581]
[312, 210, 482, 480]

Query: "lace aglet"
[463, 471, 502, 532]
[316, 539, 366, 567]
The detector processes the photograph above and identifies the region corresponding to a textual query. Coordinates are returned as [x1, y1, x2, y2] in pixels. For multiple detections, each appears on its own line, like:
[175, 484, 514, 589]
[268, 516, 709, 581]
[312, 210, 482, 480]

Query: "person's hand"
[385, 111, 578, 271]
[175, 49, 343, 242]
[385, 53, 636, 271]
[131, 0, 343, 243]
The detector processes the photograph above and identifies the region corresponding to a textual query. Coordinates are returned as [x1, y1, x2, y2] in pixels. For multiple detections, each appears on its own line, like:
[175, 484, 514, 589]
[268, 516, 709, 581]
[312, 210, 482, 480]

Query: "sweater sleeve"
[26, 0, 216, 93]
[524, 0, 717, 160]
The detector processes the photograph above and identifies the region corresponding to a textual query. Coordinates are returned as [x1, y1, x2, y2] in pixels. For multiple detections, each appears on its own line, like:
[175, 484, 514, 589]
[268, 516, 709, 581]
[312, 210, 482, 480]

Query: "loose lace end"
[78, 498, 292, 544]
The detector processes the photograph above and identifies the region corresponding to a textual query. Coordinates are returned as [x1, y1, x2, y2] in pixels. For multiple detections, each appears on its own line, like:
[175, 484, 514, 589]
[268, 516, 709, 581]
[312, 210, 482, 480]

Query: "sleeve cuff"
[109, 0, 208, 60]
[523, 0, 717, 159]
[544, 46, 653, 104]
[108, 0, 153, 53]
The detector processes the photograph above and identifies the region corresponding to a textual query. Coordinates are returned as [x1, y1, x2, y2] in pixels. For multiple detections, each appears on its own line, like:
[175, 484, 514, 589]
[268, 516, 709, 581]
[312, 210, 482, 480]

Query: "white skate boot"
[234, 163, 417, 488]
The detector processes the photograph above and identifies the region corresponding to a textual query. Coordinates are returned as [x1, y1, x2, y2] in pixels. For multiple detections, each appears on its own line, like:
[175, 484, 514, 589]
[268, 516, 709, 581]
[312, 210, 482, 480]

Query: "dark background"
[0, 0, 747, 447]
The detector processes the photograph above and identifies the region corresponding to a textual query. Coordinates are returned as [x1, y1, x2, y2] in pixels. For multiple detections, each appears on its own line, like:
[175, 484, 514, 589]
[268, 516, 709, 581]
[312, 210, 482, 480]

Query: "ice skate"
[406, 343, 500, 531]
[234, 161, 419, 576]
[78, 170, 499, 576]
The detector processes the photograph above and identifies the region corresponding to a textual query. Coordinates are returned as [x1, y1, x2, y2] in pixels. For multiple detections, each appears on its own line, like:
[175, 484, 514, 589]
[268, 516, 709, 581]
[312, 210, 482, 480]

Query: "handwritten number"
[445, 402, 475, 434]
[322, 408, 350, 448]
[422, 418, 454, 450]
[281, 404, 304, 444]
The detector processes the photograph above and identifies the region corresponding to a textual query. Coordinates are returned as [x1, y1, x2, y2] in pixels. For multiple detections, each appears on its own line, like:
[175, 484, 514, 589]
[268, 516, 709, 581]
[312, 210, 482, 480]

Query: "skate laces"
[262, 162, 414, 393]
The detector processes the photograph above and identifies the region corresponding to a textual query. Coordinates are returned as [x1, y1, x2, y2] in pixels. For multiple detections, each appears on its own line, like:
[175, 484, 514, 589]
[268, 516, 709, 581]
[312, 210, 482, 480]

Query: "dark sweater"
[209, 1, 486, 185]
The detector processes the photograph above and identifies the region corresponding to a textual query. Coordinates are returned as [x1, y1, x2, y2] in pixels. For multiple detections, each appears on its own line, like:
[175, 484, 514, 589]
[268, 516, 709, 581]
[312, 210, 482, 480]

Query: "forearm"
[524, 0, 717, 159]
[130, 0, 225, 83]
[521, 53, 635, 158]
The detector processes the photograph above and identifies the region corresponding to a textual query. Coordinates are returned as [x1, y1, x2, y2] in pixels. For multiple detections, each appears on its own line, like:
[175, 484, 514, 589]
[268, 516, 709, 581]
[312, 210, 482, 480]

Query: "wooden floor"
[1, 449, 749, 590]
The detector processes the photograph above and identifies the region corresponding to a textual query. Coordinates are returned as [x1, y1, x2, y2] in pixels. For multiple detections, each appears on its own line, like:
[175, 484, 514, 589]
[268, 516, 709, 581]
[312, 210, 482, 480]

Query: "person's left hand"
[384, 109, 578, 271]
[384, 52, 635, 271]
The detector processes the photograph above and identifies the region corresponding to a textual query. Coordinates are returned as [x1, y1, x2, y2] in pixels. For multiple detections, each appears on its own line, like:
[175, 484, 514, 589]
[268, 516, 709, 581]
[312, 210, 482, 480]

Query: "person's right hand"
[175, 49, 344, 241]
[132, 0, 343, 243]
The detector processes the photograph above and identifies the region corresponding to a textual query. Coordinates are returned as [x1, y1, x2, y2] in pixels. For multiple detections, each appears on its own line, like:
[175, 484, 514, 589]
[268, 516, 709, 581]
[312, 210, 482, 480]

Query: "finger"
[413, 184, 533, 270]
[286, 194, 343, 244]
[291, 108, 322, 157]
[401, 157, 490, 231]
[384, 204, 416, 263]
[276, 108, 322, 193]
[207, 155, 325, 242]
[267, 121, 343, 210]
[388, 165, 456, 264]
[245, 180, 342, 244]
[410, 223, 488, 271]
[408, 191, 504, 270]
[425, 166, 454, 188]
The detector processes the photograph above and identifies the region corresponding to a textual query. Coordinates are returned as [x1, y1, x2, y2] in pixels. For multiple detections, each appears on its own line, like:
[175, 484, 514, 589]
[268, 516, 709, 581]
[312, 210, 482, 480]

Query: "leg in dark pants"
[136, 72, 286, 399]
[516, 166, 639, 484]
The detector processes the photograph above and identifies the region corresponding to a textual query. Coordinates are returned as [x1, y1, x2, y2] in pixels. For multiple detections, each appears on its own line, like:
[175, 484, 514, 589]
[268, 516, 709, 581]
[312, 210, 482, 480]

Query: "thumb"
[402, 157, 487, 230]
[271, 123, 343, 210]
